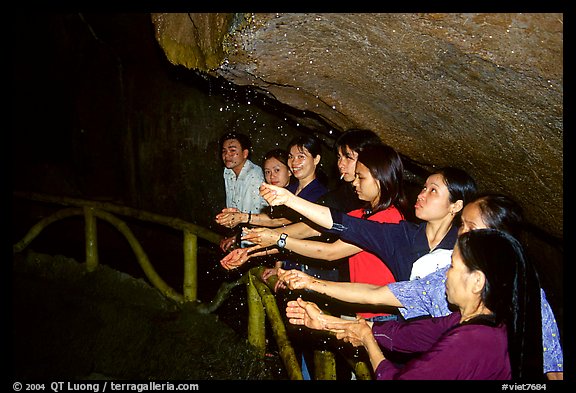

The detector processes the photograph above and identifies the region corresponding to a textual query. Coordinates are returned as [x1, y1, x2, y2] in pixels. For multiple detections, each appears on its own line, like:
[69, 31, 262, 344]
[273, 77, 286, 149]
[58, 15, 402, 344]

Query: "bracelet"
[247, 212, 252, 224]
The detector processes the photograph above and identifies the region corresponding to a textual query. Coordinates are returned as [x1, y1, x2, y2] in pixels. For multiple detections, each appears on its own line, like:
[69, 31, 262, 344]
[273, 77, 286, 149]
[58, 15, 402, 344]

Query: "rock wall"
[153, 13, 563, 240]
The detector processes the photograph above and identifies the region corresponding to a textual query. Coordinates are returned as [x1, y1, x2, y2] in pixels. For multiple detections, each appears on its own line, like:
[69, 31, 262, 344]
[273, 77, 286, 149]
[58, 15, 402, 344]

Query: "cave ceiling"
[151, 12, 563, 240]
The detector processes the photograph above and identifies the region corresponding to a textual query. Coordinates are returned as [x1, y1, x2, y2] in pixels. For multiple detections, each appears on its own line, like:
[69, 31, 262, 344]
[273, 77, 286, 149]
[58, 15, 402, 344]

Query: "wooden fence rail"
[12, 191, 371, 380]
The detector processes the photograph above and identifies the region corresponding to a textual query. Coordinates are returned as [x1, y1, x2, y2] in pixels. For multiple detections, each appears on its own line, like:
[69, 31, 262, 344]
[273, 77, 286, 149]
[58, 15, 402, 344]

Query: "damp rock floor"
[11, 250, 287, 380]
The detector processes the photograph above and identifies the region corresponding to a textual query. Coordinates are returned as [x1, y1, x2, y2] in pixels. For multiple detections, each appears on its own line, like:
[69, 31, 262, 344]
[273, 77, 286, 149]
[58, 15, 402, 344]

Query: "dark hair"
[356, 144, 409, 218]
[473, 193, 524, 239]
[263, 148, 296, 190]
[287, 135, 323, 158]
[334, 129, 382, 155]
[263, 148, 290, 169]
[434, 167, 478, 225]
[457, 229, 543, 379]
[287, 135, 328, 185]
[219, 132, 252, 152]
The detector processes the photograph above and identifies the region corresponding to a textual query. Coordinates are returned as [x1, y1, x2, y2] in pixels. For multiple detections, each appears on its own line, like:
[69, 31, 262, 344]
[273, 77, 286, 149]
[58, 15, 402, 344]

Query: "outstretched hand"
[260, 267, 287, 292]
[259, 183, 293, 206]
[277, 268, 314, 290]
[242, 227, 279, 247]
[219, 235, 237, 253]
[325, 318, 373, 347]
[215, 207, 242, 229]
[220, 248, 250, 270]
[285, 298, 328, 330]
[219, 242, 267, 270]
[285, 297, 347, 332]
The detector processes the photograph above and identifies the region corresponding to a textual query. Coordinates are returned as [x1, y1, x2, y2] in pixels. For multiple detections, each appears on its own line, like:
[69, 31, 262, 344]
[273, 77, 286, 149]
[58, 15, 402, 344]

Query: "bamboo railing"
[13, 191, 221, 303]
[12, 191, 372, 380]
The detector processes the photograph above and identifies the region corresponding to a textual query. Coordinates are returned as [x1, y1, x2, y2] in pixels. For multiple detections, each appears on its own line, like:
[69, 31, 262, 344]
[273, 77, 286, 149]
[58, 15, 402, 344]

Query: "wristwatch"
[277, 233, 288, 248]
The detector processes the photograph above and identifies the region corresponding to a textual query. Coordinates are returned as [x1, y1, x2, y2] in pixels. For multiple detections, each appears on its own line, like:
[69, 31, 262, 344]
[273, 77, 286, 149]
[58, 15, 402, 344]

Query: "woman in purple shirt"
[285, 228, 543, 380]
[277, 193, 563, 378]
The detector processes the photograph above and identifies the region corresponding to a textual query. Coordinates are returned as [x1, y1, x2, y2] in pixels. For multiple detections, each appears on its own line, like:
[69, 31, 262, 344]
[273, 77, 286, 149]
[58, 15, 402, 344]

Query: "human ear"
[313, 154, 321, 166]
[452, 199, 464, 215]
[472, 270, 486, 294]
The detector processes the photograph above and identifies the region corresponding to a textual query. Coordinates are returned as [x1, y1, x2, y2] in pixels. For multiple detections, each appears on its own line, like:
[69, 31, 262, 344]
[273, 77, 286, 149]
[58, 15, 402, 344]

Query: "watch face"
[278, 233, 287, 248]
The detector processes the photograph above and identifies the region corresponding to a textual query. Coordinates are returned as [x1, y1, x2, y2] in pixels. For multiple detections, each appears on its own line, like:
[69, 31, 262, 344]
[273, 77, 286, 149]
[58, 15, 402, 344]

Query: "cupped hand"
[215, 207, 242, 228]
[220, 248, 250, 270]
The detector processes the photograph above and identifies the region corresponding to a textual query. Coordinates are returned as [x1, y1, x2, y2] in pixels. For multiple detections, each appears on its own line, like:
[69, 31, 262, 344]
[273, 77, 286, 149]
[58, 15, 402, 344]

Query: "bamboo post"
[247, 271, 266, 357]
[84, 207, 99, 272]
[353, 359, 373, 380]
[313, 350, 337, 380]
[249, 267, 303, 380]
[183, 229, 197, 302]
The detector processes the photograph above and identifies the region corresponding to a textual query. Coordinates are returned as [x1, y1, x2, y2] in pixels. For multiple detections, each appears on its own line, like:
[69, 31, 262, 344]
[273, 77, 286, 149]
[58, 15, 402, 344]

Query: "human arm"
[220, 245, 276, 270]
[372, 318, 510, 380]
[285, 297, 346, 330]
[219, 220, 323, 270]
[540, 288, 563, 379]
[215, 208, 292, 229]
[280, 221, 323, 239]
[388, 266, 453, 319]
[287, 297, 388, 373]
[259, 183, 334, 229]
[546, 372, 563, 380]
[261, 183, 415, 280]
[360, 276, 566, 379]
[278, 268, 403, 307]
[234, 220, 322, 243]
[285, 296, 385, 370]
[219, 220, 325, 270]
[243, 227, 362, 261]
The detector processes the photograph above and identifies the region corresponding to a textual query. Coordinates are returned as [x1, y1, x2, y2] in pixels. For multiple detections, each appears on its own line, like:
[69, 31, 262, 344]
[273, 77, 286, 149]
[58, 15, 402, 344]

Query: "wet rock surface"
[153, 13, 563, 239]
[11, 251, 287, 380]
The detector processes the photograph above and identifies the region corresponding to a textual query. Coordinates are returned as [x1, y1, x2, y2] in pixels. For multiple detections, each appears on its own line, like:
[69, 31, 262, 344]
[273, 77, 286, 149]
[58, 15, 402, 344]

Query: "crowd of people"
[212, 130, 564, 381]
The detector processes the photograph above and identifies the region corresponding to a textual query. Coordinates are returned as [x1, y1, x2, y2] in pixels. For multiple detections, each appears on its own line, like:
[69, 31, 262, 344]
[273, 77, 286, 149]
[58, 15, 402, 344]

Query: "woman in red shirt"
[237, 143, 410, 321]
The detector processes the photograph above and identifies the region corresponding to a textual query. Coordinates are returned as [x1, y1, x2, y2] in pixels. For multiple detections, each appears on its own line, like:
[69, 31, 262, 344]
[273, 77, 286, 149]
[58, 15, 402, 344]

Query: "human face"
[221, 139, 248, 173]
[288, 145, 320, 183]
[352, 161, 380, 207]
[336, 146, 359, 183]
[445, 243, 477, 309]
[458, 201, 489, 235]
[414, 173, 455, 222]
[264, 157, 292, 187]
